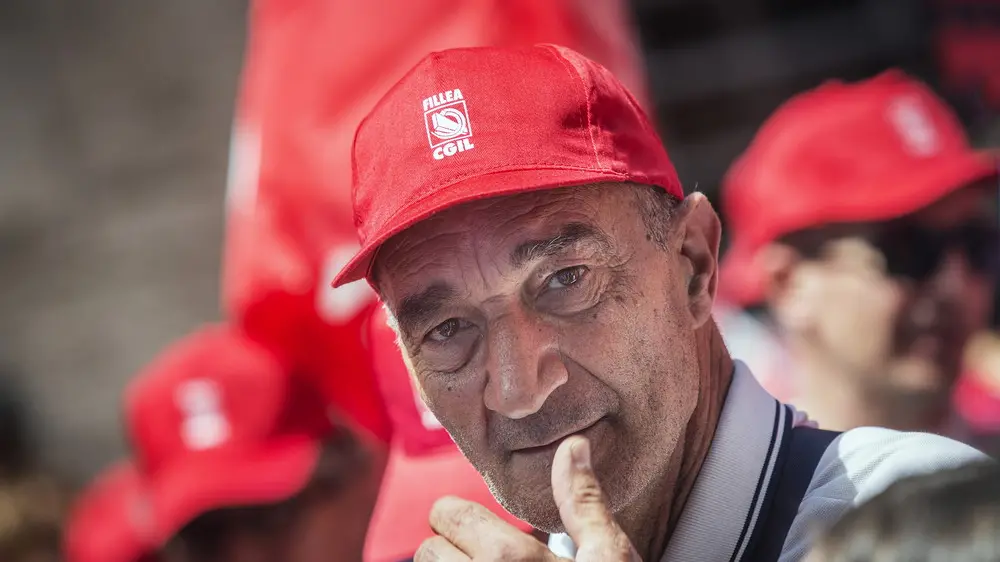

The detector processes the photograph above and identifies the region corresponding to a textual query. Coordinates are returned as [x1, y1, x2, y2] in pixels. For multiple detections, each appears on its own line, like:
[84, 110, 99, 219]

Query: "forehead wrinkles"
[376, 186, 632, 296]
[380, 222, 468, 279]
[472, 192, 600, 265]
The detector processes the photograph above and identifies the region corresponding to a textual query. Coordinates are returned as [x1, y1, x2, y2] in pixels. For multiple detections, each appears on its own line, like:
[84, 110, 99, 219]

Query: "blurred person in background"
[807, 460, 1000, 562]
[130, 325, 379, 562]
[66, 324, 380, 562]
[223, 1, 649, 558]
[719, 70, 999, 435]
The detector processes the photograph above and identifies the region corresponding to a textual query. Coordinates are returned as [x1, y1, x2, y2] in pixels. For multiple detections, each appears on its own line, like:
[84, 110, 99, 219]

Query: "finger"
[551, 437, 615, 537]
[551, 436, 638, 561]
[429, 496, 542, 558]
[414, 535, 472, 562]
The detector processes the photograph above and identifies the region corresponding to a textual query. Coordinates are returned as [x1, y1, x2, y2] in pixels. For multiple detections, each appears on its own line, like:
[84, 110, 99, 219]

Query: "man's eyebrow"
[510, 222, 611, 269]
[396, 283, 458, 339]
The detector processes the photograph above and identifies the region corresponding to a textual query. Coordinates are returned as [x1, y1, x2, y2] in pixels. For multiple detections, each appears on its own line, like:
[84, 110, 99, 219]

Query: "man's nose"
[482, 309, 568, 419]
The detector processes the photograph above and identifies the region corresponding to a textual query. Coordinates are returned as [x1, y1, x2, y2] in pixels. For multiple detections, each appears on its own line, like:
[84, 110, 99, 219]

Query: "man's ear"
[758, 243, 812, 332]
[675, 193, 721, 328]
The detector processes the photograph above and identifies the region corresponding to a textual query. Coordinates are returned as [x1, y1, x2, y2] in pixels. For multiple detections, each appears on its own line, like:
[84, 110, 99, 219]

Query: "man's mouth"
[510, 416, 606, 455]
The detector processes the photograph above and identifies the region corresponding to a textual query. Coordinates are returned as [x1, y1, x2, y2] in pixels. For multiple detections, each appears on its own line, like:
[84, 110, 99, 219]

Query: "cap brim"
[65, 461, 156, 562]
[364, 441, 530, 562]
[719, 151, 998, 307]
[332, 167, 644, 287]
[148, 435, 321, 544]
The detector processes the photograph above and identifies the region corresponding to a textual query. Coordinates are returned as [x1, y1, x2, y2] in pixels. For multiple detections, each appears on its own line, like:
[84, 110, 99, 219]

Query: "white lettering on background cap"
[888, 95, 941, 157]
[176, 379, 231, 450]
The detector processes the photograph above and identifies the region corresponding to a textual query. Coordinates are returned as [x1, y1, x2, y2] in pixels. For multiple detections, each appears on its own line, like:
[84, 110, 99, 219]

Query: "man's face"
[773, 182, 998, 397]
[374, 184, 716, 531]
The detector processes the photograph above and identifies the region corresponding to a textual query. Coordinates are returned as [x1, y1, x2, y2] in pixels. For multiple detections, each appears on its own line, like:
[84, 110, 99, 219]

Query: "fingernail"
[570, 437, 591, 469]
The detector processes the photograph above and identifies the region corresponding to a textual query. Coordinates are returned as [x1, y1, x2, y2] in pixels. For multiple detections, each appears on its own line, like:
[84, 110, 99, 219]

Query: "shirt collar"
[661, 360, 789, 562]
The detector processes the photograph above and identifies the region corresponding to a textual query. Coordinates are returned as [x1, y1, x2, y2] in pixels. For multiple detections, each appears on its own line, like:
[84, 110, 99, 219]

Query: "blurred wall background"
[0, 0, 996, 483]
[0, 0, 246, 481]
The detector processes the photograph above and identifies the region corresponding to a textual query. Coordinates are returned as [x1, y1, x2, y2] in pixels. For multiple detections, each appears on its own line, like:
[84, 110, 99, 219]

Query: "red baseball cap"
[363, 308, 530, 562]
[63, 461, 158, 562]
[332, 44, 682, 287]
[720, 70, 998, 306]
[124, 324, 334, 545]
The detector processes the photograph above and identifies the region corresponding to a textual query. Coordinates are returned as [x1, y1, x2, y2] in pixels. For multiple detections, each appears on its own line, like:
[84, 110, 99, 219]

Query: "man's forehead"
[378, 185, 627, 262]
[411, 185, 622, 233]
[374, 185, 633, 296]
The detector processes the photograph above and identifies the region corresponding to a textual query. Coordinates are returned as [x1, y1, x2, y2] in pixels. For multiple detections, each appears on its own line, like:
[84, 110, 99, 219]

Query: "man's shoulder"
[778, 427, 990, 562]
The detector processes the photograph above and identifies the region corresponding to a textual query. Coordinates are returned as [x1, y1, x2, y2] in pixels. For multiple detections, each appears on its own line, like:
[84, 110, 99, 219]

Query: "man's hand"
[414, 436, 640, 561]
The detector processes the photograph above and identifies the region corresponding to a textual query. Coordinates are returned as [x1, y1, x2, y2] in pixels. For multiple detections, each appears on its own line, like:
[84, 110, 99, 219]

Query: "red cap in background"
[63, 461, 157, 562]
[720, 70, 998, 306]
[363, 307, 530, 562]
[333, 44, 681, 287]
[124, 324, 334, 545]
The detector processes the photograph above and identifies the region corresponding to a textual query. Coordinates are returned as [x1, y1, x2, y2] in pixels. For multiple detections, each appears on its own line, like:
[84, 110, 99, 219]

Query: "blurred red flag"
[222, 0, 650, 444]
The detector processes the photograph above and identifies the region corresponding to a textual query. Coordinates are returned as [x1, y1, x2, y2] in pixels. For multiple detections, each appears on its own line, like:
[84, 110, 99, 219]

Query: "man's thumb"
[552, 436, 637, 560]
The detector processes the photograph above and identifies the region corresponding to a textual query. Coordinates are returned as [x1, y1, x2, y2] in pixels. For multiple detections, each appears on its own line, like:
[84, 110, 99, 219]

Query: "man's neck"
[792, 352, 950, 433]
[616, 322, 734, 561]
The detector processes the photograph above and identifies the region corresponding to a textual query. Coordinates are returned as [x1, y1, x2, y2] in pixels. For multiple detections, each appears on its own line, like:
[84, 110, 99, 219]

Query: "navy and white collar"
[661, 360, 792, 562]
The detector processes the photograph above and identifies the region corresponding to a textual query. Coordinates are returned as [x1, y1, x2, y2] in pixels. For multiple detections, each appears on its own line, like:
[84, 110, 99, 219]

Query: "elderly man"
[333, 46, 987, 562]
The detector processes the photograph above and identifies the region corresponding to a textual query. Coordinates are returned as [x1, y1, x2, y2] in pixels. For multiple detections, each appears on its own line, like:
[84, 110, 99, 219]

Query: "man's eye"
[547, 266, 587, 289]
[428, 318, 463, 342]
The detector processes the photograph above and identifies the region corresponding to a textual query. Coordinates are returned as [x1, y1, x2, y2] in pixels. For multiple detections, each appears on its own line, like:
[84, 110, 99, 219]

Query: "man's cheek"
[420, 375, 486, 438]
[554, 322, 637, 396]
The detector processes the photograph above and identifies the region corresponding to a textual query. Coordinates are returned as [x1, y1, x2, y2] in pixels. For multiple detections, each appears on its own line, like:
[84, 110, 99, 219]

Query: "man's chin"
[486, 460, 563, 532]
[489, 419, 622, 531]
[506, 500, 566, 534]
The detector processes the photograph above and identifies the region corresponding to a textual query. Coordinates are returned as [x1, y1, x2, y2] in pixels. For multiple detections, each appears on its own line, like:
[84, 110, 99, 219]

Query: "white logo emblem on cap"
[176, 379, 231, 450]
[423, 89, 475, 160]
[888, 96, 940, 157]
